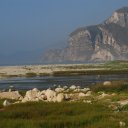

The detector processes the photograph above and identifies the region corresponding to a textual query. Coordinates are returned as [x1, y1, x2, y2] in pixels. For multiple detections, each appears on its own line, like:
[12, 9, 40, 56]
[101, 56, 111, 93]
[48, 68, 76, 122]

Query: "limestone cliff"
[43, 7, 128, 63]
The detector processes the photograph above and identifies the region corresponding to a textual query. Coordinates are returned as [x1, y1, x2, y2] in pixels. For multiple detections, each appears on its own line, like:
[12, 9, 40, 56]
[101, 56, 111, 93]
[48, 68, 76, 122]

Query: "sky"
[0, 0, 128, 64]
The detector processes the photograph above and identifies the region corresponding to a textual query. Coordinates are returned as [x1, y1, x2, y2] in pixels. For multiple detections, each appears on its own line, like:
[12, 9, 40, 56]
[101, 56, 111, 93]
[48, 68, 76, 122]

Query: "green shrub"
[0, 102, 116, 128]
[91, 81, 128, 92]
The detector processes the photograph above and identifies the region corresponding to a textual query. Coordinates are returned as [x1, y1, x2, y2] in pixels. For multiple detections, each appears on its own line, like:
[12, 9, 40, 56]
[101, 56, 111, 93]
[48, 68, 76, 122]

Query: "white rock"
[9, 85, 14, 88]
[98, 92, 110, 99]
[65, 89, 70, 92]
[8, 89, 12, 92]
[32, 88, 39, 92]
[74, 88, 81, 92]
[78, 92, 86, 97]
[13, 101, 20, 104]
[38, 95, 47, 101]
[53, 84, 57, 87]
[85, 91, 92, 96]
[111, 93, 117, 96]
[23, 88, 41, 102]
[40, 90, 46, 95]
[56, 93, 65, 102]
[50, 97, 56, 102]
[25, 90, 38, 99]
[119, 121, 126, 127]
[0, 91, 22, 100]
[70, 85, 77, 90]
[81, 88, 90, 93]
[64, 94, 70, 100]
[55, 88, 64, 93]
[76, 86, 81, 89]
[36, 92, 42, 98]
[101, 92, 109, 97]
[3, 100, 11, 107]
[118, 100, 128, 106]
[19, 96, 23, 100]
[103, 81, 112, 86]
[83, 100, 92, 104]
[22, 97, 29, 103]
[45, 89, 57, 101]
[35, 98, 39, 102]
[69, 94, 74, 97]
[63, 86, 68, 90]
[36, 91, 47, 98]
[58, 85, 61, 88]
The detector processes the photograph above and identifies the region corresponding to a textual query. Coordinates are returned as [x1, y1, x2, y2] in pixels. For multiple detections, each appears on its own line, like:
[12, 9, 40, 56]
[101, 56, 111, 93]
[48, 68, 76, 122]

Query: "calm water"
[0, 74, 128, 90]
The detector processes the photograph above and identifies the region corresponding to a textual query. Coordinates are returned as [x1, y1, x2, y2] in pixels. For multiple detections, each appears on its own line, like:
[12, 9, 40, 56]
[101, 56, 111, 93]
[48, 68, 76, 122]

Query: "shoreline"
[0, 62, 128, 78]
[0, 61, 127, 78]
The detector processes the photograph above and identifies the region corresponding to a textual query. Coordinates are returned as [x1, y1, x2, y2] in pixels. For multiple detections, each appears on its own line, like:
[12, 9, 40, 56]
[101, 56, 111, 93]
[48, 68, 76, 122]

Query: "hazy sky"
[0, 0, 128, 55]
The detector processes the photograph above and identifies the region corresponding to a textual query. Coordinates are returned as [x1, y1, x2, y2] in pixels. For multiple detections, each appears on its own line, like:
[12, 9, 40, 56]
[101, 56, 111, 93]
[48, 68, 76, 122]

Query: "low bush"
[91, 81, 128, 92]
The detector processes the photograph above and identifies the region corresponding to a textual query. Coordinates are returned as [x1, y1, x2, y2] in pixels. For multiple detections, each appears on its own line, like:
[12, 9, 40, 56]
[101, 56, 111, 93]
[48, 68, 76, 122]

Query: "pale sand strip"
[0, 64, 106, 78]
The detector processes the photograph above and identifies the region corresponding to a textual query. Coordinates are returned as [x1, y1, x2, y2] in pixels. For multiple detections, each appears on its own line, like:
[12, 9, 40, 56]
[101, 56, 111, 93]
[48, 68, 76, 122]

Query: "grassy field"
[0, 101, 128, 128]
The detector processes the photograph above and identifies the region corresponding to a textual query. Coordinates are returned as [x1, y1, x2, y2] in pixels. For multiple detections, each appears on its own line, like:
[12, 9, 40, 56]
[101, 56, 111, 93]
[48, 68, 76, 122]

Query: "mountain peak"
[116, 6, 128, 13]
[105, 7, 128, 27]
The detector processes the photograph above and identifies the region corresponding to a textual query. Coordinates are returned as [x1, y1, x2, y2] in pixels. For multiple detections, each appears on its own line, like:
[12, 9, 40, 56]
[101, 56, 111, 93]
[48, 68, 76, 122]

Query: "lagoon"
[0, 74, 127, 90]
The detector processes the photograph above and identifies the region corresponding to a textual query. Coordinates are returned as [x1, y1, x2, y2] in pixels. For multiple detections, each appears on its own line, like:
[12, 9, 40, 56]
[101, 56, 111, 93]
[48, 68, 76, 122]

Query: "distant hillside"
[43, 7, 128, 63]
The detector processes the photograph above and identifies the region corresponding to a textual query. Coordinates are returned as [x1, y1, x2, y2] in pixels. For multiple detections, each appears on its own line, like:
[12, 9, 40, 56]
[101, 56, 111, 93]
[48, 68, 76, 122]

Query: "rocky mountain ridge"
[43, 7, 128, 63]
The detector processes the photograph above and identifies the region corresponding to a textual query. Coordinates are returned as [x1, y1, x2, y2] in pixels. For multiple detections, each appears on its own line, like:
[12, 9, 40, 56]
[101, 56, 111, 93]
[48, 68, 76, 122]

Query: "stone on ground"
[45, 89, 57, 102]
[0, 91, 22, 100]
[85, 91, 92, 96]
[55, 87, 65, 93]
[70, 85, 77, 90]
[78, 92, 86, 97]
[56, 93, 65, 102]
[3, 100, 11, 107]
[119, 121, 126, 127]
[81, 88, 90, 93]
[103, 81, 112, 86]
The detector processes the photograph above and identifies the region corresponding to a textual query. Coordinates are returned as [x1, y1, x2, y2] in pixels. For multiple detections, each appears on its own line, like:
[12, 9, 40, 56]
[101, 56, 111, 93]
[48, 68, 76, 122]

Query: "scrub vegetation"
[0, 101, 127, 128]
[0, 80, 128, 127]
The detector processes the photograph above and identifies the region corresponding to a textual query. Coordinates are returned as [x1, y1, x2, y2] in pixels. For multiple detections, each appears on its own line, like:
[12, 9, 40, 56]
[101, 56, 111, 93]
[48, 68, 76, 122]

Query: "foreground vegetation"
[0, 80, 128, 127]
[91, 80, 128, 92]
[0, 101, 128, 128]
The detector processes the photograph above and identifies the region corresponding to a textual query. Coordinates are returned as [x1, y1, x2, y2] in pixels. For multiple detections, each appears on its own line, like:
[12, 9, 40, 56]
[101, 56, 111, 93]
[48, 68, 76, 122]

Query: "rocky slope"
[43, 7, 128, 63]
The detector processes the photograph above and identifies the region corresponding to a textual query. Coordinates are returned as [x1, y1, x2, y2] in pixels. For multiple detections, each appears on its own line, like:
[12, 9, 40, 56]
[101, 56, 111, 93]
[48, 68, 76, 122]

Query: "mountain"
[43, 7, 128, 63]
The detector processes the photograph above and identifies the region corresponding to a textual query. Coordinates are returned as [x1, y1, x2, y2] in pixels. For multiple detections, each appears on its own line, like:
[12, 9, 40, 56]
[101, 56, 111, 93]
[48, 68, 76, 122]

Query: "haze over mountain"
[43, 7, 128, 63]
[0, 0, 128, 65]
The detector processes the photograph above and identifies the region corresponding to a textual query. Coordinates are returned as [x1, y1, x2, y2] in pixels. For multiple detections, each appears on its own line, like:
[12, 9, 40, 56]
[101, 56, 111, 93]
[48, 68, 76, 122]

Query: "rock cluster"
[21, 86, 92, 103]
[0, 85, 94, 106]
[1, 81, 128, 113]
